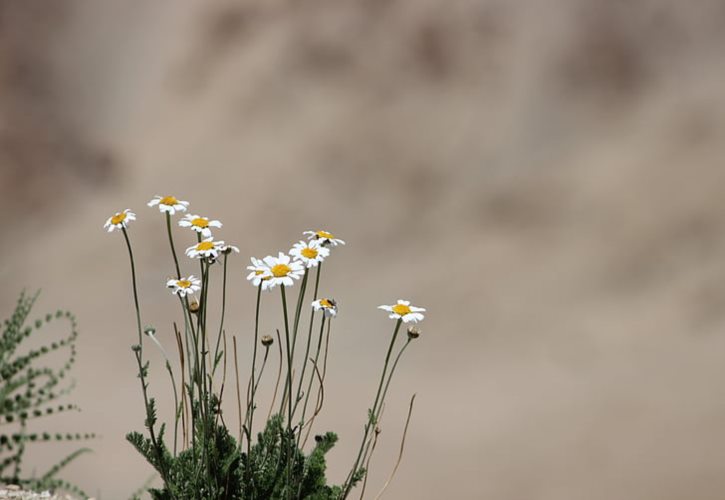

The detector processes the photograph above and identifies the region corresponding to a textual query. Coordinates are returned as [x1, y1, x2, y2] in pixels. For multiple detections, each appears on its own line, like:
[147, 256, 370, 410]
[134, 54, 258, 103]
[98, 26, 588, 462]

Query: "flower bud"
[261, 335, 274, 347]
[144, 326, 156, 336]
[407, 326, 421, 339]
[188, 301, 200, 314]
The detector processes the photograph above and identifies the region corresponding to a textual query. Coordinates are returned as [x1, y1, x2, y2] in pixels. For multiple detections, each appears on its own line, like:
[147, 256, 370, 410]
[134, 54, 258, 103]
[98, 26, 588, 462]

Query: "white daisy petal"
[103, 209, 136, 233]
[379, 300, 426, 324]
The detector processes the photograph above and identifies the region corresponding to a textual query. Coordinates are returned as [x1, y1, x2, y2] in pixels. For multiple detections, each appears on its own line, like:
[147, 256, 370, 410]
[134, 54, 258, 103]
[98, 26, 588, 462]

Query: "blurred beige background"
[3, 0, 725, 498]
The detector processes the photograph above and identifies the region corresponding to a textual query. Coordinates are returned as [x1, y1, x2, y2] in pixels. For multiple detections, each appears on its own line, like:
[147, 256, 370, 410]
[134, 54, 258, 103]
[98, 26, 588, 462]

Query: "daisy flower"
[246, 257, 270, 287]
[261, 252, 305, 290]
[303, 230, 345, 247]
[178, 214, 222, 238]
[104, 209, 136, 232]
[220, 243, 240, 255]
[166, 275, 201, 297]
[147, 195, 189, 215]
[378, 300, 426, 324]
[186, 237, 225, 259]
[290, 240, 330, 268]
[312, 298, 338, 318]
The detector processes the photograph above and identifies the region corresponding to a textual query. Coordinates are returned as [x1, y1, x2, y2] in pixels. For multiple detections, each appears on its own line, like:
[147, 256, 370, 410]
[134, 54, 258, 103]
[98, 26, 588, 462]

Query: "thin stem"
[280, 285, 294, 500]
[267, 329, 283, 421]
[291, 264, 322, 420]
[297, 314, 327, 441]
[165, 212, 182, 279]
[121, 228, 143, 345]
[373, 394, 417, 500]
[246, 284, 263, 459]
[121, 227, 170, 489]
[341, 319, 403, 499]
[301, 317, 332, 448]
[233, 336, 243, 446]
[212, 253, 230, 375]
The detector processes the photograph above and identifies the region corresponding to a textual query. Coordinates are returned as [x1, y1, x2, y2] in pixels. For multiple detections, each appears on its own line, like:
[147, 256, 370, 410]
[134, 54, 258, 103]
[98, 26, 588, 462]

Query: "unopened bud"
[144, 326, 156, 336]
[407, 326, 421, 339]
[188, 301, 200, 314]
[261, 335, 274, 347]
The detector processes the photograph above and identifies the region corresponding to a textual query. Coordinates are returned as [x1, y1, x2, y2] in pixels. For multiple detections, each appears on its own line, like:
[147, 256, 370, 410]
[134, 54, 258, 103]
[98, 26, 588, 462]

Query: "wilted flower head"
[166, 276, 201, 297]
[261, 335, 274, 347]
[290, 240, 329, 268]
[147, 195, 189, 215]
[303, 230, 345, 247]
[178, 214, 222, 238]
[312, 298, 338, 318]
[378, 300, 425, 324]
[261, 252, 305, 291]
[104, 209, 136, 232]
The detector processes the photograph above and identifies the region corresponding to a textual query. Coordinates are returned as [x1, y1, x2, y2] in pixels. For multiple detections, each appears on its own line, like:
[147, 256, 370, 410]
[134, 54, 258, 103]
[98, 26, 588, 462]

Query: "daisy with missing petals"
[147, 195, 189, 215]
[261, 252, 305, 290]
[290, 239, 329, 268]
[178, 214, 222, 238]
[378, 300, 426, 324]
[220, 243, 240, 255]
[312, 298, 338, 318]
[303, 230, 345, 247]
[186, 237, 225, 259]
[166, 276, 201, 297]
[104, 209, 136, 232]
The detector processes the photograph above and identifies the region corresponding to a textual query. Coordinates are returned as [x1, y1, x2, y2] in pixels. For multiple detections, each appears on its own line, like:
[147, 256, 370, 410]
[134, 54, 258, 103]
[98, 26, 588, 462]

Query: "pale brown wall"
[3, 1, 725, 498]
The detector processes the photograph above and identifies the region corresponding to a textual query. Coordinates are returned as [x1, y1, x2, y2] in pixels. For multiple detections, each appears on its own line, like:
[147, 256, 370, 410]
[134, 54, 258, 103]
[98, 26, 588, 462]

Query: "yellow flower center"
[191, 217, 209, 228]
[111, 212, 127, 225]
[392, 304, 412, 316]
[301, 247, 318, 259]
[177, 280, 192, 289]
[196, 241, 215, 251]
[320, 299, 333, 308]
[160, 196, 178, 206]
[316, 230, 334, 239]
[271, 264, 291, 278]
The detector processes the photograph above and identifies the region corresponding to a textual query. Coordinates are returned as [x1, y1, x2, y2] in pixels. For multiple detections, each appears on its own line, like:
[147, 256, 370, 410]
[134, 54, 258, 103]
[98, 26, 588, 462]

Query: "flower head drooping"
[166, 275, 201, 297]
[246, 257, 271, 287]
[261, 252, 305, 290]
[303, 230, 345, 247]
[290, 240, 330, 268]
[220, 243, 240, 255]
[186, 237, 225, 259]
[312, 298, 338, 318]
[378, 300, 426, 324]
[178, 214, 222, 238]
[147, 195, 189, 215]
[104, 209, 136, 232]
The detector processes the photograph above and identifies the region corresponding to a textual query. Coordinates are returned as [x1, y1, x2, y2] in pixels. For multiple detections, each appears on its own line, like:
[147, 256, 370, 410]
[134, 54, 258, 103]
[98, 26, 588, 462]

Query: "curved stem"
[341, 319, 402, 498]
[165, 213, 182, 279]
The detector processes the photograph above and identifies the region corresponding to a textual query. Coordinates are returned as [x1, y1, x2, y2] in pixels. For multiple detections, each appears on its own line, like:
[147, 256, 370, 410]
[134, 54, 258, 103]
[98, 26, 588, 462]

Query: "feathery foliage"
[0, 291, 92, 498]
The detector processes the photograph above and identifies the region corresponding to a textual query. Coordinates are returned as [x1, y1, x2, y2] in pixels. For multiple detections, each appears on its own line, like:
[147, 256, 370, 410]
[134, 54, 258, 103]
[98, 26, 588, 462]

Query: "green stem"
[291, 264, 322, 420]
[297, 313, 326, 442]
[340, 319, 402, 498]
[212, 253, 230, 375]
[246, 284, 263, 460]
[165, 213, 182, 279]
[121, 228, 170, 489]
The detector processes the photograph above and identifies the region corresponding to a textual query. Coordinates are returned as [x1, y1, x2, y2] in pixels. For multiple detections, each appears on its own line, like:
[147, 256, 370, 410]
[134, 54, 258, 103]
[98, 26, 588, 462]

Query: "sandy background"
[3, 1, 725, 499]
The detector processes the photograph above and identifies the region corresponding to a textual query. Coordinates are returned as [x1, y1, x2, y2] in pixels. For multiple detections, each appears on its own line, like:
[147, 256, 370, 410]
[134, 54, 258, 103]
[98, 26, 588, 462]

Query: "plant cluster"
[105, 196, 425, 499]
[0, 291, 92, 498]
